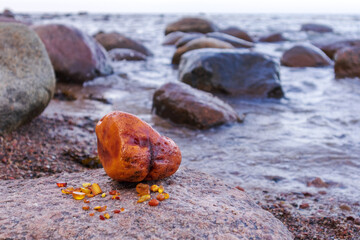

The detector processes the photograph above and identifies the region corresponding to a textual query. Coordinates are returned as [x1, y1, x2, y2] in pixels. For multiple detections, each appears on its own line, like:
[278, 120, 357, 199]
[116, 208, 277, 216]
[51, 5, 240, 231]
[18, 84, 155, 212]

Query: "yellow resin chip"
[150, 185, 159, 192]
[72, 191, 85, 200]
[137, 194, 151, 203]
[158, 185, 164, 194]
[101, 193, 106, 198]
[104, 213, 110, 219]
[82, 183, 92, 188]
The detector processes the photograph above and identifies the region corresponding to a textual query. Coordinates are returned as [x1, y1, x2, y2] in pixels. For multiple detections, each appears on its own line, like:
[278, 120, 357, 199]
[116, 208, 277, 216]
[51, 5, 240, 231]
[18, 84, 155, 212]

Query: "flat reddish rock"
[0, 168, 293, 239]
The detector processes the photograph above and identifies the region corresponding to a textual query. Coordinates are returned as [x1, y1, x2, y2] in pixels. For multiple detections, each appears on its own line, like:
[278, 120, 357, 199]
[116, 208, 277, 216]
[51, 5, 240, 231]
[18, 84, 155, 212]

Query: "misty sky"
[1, 0, 359, 14]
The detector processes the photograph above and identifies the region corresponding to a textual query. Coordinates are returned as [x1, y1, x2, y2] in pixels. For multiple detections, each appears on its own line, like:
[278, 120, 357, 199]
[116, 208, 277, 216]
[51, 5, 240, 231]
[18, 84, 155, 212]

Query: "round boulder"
[165, 17, 217, 35]
[220, 27, 254, 42]
[206, 32, 254, 48]
[153, 82, 240, 129]
[281, 44, 332, 67]
[179, 49, 284, 99]
[334, 47, 360, 79]
[108, 48, 146, 61]
[313, 38, 360, 59]
[300, 23, 333, 33]
[33, 24, 113, 83]
[0, 23, 56, 134]
[172, 37, 234, 65]
[94, 32, 152, 56]
[259, 32, 288, 42]
[162, 31, 186, 45]
[175, 33, 204, 48]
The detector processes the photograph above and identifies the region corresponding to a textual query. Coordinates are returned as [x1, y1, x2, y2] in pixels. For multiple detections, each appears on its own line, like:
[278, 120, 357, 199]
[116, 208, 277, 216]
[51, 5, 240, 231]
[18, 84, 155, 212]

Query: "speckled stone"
[0, 168, 293, 239]
[0, 23, 55, 134]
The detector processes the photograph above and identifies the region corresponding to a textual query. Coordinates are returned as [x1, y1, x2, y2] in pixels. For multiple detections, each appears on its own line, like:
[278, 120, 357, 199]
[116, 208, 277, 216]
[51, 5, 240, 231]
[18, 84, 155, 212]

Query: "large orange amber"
[95, 111, 182, 182]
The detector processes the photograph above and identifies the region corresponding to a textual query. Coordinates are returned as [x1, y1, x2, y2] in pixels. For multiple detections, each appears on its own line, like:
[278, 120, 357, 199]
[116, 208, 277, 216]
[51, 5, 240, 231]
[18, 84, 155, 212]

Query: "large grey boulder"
[0, 167, 293, 239]
[0, 23, 55, 134]
[179, 49, 284, 98]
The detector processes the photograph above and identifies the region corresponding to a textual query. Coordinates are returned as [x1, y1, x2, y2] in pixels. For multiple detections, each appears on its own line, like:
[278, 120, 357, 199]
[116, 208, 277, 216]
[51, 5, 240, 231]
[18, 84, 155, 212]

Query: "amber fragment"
[86, 194, 94, 198]
[101, 193, 106, 198]
[56, 182, 67, 188]
[94, 206, 101, 210]
[136, 183, 150, 196]
[163, 193, 169, 199]
[137, 194, 151, 203]
[121, 208, 125, 212]
[72, 191, 85, 200]
[158, 185, 164, 194]
[62, 187, 74, 194]
[84, 199, 90, 203]
[80, 187, 91, 194]
[82, 206, 90, 211]
[89, 213, 94, 217]
[82, 183, 92, 188]
[99, 215, 105, 220]
[104, 213, 110, 219]
[95, 206, 107, 212]
[149, 199, 159, 206]
[156, 194, 165, 201]
[150, 185, 159, 192]
[90, 183, 102, 195]
[113, 209, 121, 214]
[109, 190, 117, 195]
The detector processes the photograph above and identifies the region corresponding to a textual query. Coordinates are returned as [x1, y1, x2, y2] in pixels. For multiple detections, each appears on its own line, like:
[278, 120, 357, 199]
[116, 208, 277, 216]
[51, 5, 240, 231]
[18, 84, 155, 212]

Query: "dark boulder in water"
[153, 82, 240, 129]
[206, 32, 254, 48]
[165, 17, 217, 35]
[33, 24, 113, 83]
[313, 38, 360, 59]
[220, 26, 254, 42]
[108, 48, 147, 61]
[281, 44, 332, 67]
[179, 49, 284, 99]
[334, 46, 360, 79]
[300, 23, 333, 33]
[258, 32, 288, 43]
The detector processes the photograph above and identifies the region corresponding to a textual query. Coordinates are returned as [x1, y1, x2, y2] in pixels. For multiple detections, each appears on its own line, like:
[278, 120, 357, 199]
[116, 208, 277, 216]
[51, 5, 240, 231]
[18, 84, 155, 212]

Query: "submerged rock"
[259, 32, 288, 42]
[313, 38, 360, 59]
[179, 49, 284, 98]
[0, 168, 293, 239]
[0, 23, 55, 134]
[33, 24, 113, 83]
[281, 44, 332, 67]
[206, 32, 254, 48]
[108, 48, 146, 61]
[175, 32, 204, 48]
[165, 17, 217, 35]
[162, 31, 186, 45]
[220, 26, 254, 42]
[334, 46, 360, 79]
[153, 82, 240, 129]
[300, 23, 333, 33]
[172, 37, 234, 65]
[94, 31, 152, 56]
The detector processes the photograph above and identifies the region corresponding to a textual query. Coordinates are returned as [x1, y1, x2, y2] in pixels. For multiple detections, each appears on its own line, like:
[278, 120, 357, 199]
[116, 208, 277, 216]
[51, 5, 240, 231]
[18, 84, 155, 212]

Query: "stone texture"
[108, 48, 146, 61]
[0, 16, 23, 24]
[179, 48, 284, 98]
[165, 17, 217, 35]
[153, 82, 240, 129]
[334, 46, 360, 79]
[1, 9, 14, 18]
[175, 32, 204, 48]
[0, 23, 55, 134]
[220, 27, 254, 42]
[300, 23, 333, 33]
[313, 38, 360, 59]
[0, 168, 293, 239]
[94, 32, 152, 56]
[172, 37, 234, 65]
[206, 32, 254, 48]
[33, 24, 113, 83]
[162, 31, 186, 45]
[259, 32, 288, 42]
[281, 44, 332, 67]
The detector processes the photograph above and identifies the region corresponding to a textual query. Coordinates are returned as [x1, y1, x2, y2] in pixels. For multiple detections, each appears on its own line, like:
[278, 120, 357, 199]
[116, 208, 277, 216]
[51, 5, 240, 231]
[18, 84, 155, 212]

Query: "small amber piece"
[156, 194, 165, 201]
[101, 193, 106, 198]
[94, 206, 107, 212]
[99, 215, 105, 220]
[111, 195, 120, 200]
[82, 183, 92, 188]
[82, 206, 90, 211]
[104, 213, 110, 219]
[86, 194, 94, 198]
[89, 213, 94, 217]
[62, 187, 74, 194]
[90, 183, 102, 195]
[136, 183, 150, 196]
[80, 187, 91, 194]
[121, 208, 125, 212]
[158, 185, 164, 194]
[56, 182, 67, 188]
[113, 209, 121, 214]
[109, 190, 117, 195]
[150, 185, 159, 192]
[164, 193, 169, 199]
[84, 199, 90, 203]
[72, 191, 85, 200]
[149, 199, 159, 206]
[137, 194, 151, 203]
[94, 206, 101, 210]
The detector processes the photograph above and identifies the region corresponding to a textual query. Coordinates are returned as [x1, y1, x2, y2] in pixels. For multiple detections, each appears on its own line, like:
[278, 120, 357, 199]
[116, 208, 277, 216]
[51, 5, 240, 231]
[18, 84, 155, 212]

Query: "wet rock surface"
[259, 32, 288, 42]
[108, 48, 147, 61]
[300, 23, 333, 33]
[0, 23, 55, 134]
[0, 167, 293, 240]
[179, 48, 284, 98]
[94, 31, 152, 56]
[34, 24, 113, 83]
[165, 17, 217, 35]
[206, 32, 254, 48]
[334, 46, 360, 79]
[281, 44, 332, 67]
[174, 32, 204, 48]
[313, 38, 360, 59]
[220, 26, 254, 42]
[162, 31, 186, 45]
[153, 82, 240, 129]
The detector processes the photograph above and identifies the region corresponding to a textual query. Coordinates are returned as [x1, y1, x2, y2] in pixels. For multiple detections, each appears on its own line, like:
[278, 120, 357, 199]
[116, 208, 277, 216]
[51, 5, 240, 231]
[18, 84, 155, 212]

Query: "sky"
[1, 0, 360, 14]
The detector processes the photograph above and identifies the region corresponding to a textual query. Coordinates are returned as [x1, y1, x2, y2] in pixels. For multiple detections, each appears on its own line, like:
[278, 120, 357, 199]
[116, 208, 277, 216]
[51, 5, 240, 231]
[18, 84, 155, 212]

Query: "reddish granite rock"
[94, 32, 152, 56]
[172, 37, 233, 65]
[165, 17, 217, 35]
[108, 48, 146, 61]
[33, 24, 113, 83]
[281, 44, 332, 67]
[220, 26, 254, 42]
[259, 32, 288, 42]
[206, 32, 254, 48]
[301, 23, 333, 33]
[153, 82, 240, 129]
[313, 38, 360, 59]
[335, 46, 360, 79]
[0, 168, 293, 239]
[162, 31, 186, 45]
